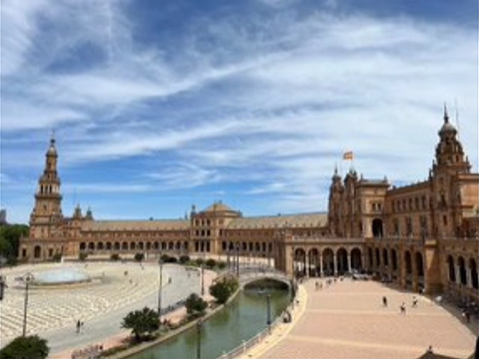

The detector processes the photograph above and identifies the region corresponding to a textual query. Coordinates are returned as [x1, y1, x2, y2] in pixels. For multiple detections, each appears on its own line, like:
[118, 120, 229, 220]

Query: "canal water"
[130, 288, 290, 359]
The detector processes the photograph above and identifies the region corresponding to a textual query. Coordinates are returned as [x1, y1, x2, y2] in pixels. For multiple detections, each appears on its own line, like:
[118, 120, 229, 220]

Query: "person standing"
[76, 320, 81, 334]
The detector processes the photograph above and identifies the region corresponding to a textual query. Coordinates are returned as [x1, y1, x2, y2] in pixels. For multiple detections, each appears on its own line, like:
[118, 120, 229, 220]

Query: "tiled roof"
[81, 220, 189, 231]
[227, 213, 328, 229]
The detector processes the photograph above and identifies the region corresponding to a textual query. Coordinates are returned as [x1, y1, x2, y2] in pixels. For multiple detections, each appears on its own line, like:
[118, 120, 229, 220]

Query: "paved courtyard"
[0, 261, 208, 355]
[244, 278, 476, 359]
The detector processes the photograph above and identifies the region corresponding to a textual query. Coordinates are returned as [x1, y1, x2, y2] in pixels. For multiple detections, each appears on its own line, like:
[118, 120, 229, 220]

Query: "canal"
[129, 287, 290, 359]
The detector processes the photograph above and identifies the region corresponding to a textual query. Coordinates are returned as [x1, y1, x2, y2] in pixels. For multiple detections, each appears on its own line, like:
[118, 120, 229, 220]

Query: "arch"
[368, 247, 373, 268]
[447, 255, 455, 282]
[34, 245, 42, 259]
[79, 242, 86, 251]
[404, 251, 412, 275]
[415, 252, 424, 277]
[130, 242, 136, 251]
[322, 248, 335, 276]
[375, 248, 381, 268]
[336, 248, 348, 274]
[97, 242, 104, 251]
[122, 242, 128, 250]
[308, 248, 320, 276]
[114, 242, 120, 250]
[88, 242, 95, 251]
[106, 242, 112, 250]
[382, 248, 389, 268]
[372, 218, 383, 238]
[138, 242, 144, 250]
[293, 248, 307, 277]
[458, 256, 467, 285]
[154, 242, 159, 250]
[350, 247, 362, 271]
[469, 258, 478, 289]
[391, 249, 398, 271]
[146, 242, 151, 251]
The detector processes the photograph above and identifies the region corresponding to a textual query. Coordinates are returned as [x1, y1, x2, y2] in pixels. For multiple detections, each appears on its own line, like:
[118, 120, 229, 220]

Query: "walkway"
[240, 278, 476, 359]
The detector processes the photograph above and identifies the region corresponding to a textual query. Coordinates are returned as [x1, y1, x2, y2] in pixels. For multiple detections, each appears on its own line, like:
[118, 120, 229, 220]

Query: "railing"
[216, 308, 287, 359]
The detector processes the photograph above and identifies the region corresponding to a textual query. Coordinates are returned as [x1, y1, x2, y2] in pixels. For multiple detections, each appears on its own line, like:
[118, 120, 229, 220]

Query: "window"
[443, 215, 448, 226]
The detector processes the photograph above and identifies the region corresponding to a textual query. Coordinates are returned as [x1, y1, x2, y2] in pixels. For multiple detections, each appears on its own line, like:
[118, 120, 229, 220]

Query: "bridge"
[235, 265, 293, 289]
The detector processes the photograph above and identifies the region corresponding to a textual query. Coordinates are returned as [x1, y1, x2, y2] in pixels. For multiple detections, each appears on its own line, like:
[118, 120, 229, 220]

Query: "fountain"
[28, 268, 91, 286]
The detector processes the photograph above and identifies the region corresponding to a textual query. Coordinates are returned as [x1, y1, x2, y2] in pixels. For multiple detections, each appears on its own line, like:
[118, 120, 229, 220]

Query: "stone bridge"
[237, 266, 292, 289]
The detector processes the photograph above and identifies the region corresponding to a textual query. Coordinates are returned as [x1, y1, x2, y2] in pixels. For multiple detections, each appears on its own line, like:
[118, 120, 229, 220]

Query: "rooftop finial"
[443, 103, 449, 123]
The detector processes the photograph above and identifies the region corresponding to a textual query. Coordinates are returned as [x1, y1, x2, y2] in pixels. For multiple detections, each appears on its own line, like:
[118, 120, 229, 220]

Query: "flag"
[343, 151, 353, 160]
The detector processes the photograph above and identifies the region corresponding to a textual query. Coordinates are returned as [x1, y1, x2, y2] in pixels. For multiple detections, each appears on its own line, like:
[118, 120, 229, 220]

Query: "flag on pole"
[343, 151, 353, 160]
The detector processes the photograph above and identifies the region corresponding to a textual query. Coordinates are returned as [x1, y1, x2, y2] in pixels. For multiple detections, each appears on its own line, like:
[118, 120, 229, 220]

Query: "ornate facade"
[19, 108, 478, 303]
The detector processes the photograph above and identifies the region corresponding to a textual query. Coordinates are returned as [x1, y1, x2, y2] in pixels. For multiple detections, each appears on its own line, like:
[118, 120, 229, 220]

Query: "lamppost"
[22, 272, 34, 336]
[236, 243, 240, 277]
[158, 255, 163, 319]
[201, 262, 205, 296]
[266, 293, 271, 334]
[196, 319, 203, 359]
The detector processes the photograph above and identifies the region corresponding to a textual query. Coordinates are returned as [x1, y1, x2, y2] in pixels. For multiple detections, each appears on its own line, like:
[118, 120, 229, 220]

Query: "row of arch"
[369, 247, 425, 277]
[79, 241, 188, 252]
[222, 241, 273, 254]
[447, 255, 478, 289]
[291, 247, 363, 276]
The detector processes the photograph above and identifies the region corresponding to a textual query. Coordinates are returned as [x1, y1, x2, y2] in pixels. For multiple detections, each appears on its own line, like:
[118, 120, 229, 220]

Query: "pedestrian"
[315, 281, 319, 290]
[382, 296, 388, 307]
[465, 311, 471, 324]
[76, 320, 81, 334]
[412, 296, 418, 308]
[400, 303, 406, 314]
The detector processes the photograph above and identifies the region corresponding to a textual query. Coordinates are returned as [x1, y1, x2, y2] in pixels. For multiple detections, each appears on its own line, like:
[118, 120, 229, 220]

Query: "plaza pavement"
[240, 278, 477, 359]
[0, 261, 214, 357]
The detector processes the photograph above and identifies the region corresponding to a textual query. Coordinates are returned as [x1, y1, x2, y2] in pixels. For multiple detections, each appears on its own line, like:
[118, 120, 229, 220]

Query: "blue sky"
[1, 0, 478, 224]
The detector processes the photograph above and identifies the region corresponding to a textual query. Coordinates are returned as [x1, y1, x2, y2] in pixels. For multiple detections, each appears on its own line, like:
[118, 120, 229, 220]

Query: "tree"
[0, 335, 49, 359]
[110, 253, 120, 261]
[78, 252, 88, 261]
[134, 253, 144, 262]
[122, 307, 159, 342]
[185, 293, 207, 317]
[179, 255, 190, 264]
[0, 224, 29, 264]
[205, 258, 216, 269]
[209, 275, 239, 304]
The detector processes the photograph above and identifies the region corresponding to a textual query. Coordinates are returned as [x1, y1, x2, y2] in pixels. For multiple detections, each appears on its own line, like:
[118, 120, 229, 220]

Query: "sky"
[1, 0, 478, 224]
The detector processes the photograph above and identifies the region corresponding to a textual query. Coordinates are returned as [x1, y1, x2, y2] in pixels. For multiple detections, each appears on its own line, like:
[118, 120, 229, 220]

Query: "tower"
[29, 134, 63, 240]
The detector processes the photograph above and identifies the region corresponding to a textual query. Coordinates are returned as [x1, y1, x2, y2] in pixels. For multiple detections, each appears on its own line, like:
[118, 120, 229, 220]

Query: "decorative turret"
[433, 105, 470, 174]
[85, 207, 93, 220]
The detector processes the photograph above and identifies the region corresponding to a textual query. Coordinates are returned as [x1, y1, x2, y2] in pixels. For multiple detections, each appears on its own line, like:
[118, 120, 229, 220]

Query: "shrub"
[210, 275, 239, 304]
[52, 253, 62, 262]
[78, 252, 88, 262]
[110, 253, 120, 261]
[0, 335, 49, 359]
[134, 253, 144, 262]
[217, 261, 226, 270]
[185, 293, 207, 316]
[195, 258, 204, 266]
[179, 255, 190, 264]
[205, 258, 216, 269]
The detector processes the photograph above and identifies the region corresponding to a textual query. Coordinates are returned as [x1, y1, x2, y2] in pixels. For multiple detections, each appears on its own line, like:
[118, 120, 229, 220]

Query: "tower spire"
[443, 103, 449, 123]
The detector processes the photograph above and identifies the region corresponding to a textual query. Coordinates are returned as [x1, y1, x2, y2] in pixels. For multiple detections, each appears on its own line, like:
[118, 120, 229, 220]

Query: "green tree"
[0, 335, 49, 359]
[122, 307, 159, 341]
[205, 258, 216, 269]
[209, 275, 239, 304]
[179, 255, 190, 264]
[78, 252, 88, 261]
[134, 253, 144, 262]
[0, 224, 29, 263]
[110, 253, 120, 261]
[185, 293, 207, 316]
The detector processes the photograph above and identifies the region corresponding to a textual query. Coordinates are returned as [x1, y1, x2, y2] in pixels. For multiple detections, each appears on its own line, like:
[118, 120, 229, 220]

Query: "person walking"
[382, 296, 388, 307]
[412, 296, 418, 308]
[76, 320, 81, 334]
[400, 303, 406, 314]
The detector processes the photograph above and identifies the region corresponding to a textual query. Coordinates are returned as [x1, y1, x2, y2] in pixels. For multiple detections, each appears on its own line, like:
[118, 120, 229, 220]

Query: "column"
[455, 265, 461, 286]
[361, 254, 366, 272]
[305, 252, 310, 277]
[347, 252, 352, 273]
[333, 252, 338, 276]
[319, 253, 324, 277]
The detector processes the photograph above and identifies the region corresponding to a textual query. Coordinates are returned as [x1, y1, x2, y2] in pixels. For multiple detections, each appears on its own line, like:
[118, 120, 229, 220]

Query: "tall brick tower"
[29, 134, 63, 242]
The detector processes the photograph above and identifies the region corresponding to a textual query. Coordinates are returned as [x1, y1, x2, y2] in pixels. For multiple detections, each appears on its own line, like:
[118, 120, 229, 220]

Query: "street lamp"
[201, 262, 205, 296]
[22, 272, 34, 336]
[196, 319, 203, 359]
[158, 255, 163, 319]
[266, 293, 271, 334]
[236, 243, 240, 277]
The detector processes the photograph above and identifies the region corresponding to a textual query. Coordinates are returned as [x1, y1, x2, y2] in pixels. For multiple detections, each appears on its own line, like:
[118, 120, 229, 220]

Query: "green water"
[130, 289, 290, 359]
